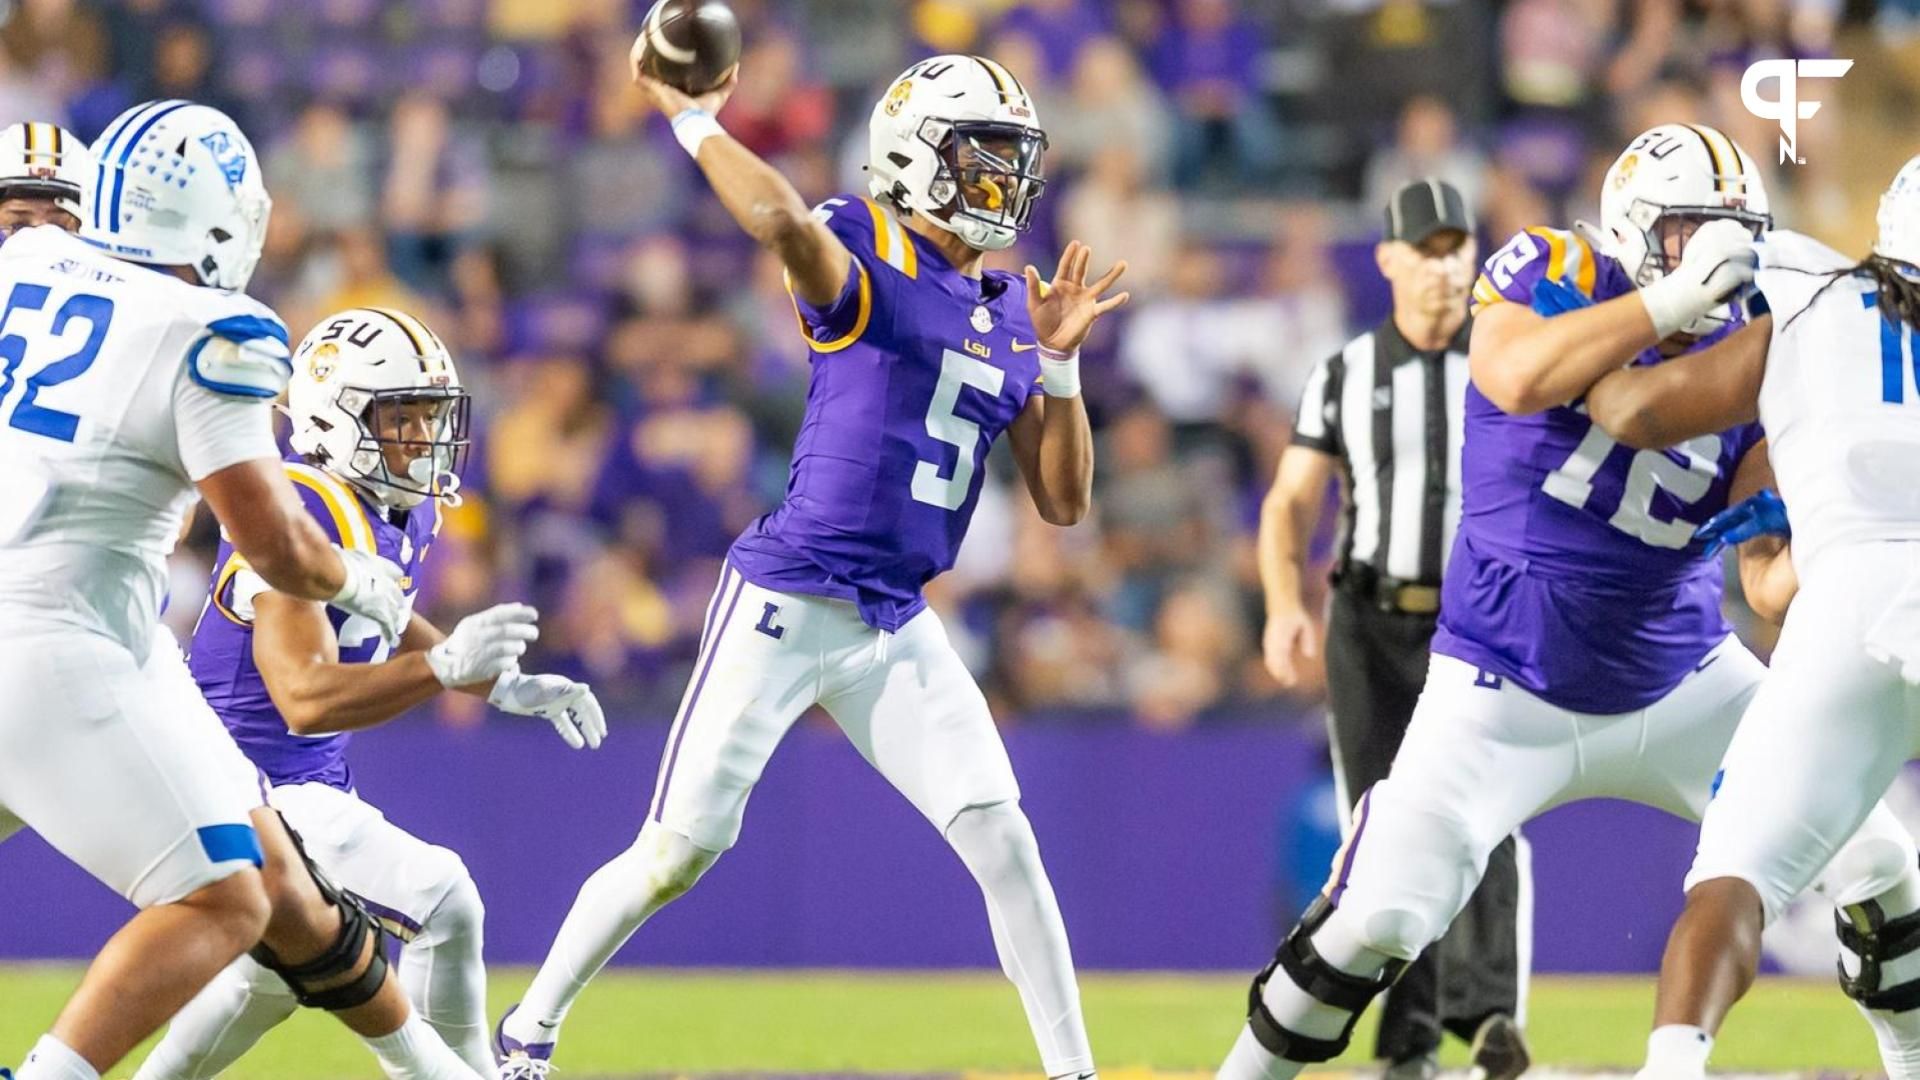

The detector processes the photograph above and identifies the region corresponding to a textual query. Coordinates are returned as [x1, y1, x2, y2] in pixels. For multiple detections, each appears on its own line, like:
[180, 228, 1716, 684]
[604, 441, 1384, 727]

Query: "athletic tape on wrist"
[1037, 345, 1081, 398]
[671, 109, 724, 158]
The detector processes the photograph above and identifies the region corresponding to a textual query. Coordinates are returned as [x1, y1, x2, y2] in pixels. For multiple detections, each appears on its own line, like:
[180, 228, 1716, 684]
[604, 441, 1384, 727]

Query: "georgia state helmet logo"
[884, 80, 913, 117]
[198, 130, 249, 190]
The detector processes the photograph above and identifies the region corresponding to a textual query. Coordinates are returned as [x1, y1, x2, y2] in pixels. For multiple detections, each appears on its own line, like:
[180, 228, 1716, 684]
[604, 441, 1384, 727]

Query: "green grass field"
[0, 967, 1881, 1078]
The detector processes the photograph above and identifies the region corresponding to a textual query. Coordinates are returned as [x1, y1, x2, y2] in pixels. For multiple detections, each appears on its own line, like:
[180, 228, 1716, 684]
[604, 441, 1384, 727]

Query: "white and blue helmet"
[1877, 154, 1920, 274]
[82, 100, 270, 292]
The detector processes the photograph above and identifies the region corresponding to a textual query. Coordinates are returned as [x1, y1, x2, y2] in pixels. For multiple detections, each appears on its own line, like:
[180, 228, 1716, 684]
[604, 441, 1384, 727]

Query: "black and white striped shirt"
[1291, 317, 1471, 585]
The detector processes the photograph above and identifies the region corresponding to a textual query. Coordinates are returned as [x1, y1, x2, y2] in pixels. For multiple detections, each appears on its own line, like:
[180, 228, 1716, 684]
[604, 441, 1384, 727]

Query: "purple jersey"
[189, 458, 439, 789]
[728, 196, 1044, 631]
[1433, 227, 1762, 713]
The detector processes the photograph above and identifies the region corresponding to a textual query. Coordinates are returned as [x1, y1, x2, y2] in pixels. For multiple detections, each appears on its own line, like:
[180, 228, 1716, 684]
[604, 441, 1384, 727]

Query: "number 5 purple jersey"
[727, 196, 1044, 632]
[1434, 227, 1763, 713]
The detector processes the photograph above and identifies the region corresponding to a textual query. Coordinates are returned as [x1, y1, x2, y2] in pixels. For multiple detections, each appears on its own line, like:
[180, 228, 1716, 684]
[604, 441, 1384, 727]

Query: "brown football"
[633, 0, 742, 96]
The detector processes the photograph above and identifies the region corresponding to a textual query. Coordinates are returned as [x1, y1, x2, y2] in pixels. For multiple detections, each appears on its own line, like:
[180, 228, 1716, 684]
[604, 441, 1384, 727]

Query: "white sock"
[131, 958, 298, 1080]
[1220, 1024, 1301, 1080]
[946, 803, 1094, 1078]
[401, 876, 499, 1079]
[1641, 1024, 1713, 1078]
[16, 1035, 99, 1080]
[508, 823, 718, 1045]
[364, 1012, 482, 1080]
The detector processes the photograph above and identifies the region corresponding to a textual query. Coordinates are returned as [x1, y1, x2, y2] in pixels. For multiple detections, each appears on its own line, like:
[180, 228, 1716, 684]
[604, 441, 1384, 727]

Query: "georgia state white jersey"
[0, 225, 288, 655]
[1756, 229, 1920, 571]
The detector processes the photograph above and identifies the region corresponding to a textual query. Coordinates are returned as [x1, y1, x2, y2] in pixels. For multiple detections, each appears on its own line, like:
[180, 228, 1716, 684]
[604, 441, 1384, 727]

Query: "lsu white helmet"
[867, 55, 1047, 252]
[1876, 153, 1920, 274]
[1600, 123, 1770, 290]
[82, 100, 270, 292]
[0, 121, 91, 222]
[287, 308, 470, 511]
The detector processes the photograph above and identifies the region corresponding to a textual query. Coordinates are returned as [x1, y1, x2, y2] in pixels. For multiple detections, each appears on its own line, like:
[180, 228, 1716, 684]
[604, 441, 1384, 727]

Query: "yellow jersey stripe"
[783, 262, 873, 354]
[865, 198, 892, 265]
[1568, 232, 1598, 296]
[1470, 277, 1505, 314]
[1525, 227, 1570, 282]
[283, 463, 376, 552]
[210, 553, 253, 625]
[862, 198, 918, 279]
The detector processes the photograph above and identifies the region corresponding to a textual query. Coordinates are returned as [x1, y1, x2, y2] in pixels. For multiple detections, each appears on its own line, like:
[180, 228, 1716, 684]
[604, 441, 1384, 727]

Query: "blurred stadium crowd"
[4, 0, 1916, 728]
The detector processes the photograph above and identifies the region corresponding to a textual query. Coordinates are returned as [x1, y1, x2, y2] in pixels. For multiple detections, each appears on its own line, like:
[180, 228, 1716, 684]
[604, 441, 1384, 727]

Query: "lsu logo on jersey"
[198, 131, 249, 189]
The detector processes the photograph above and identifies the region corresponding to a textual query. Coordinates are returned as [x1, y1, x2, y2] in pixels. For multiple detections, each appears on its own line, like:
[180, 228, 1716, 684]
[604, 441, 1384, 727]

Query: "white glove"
[489, 670, 607, 750]
[1639, 218, 1759, 340]
[328, 545, 410, 647]
[426, 603, 540, 688]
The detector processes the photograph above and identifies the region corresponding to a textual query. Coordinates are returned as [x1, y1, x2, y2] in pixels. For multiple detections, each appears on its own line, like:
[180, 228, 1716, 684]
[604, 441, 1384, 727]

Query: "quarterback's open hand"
[1025, 241, 1130, 354]
[490, 669, 608, 751]
[1695, 488, 1790, 555]
[630, 64, 739, 118]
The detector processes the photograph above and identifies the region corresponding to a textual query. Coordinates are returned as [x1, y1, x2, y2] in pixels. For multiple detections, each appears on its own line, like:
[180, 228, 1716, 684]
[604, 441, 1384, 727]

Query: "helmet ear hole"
[210, 227, 231, 243]
[888, 152, 912, 170]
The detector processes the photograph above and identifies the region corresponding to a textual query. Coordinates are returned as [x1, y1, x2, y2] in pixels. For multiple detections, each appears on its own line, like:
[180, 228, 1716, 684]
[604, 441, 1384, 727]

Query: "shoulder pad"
[281, 461, 378, 553]
[812, 194, 920, 280]
[185, 297, 292, 400]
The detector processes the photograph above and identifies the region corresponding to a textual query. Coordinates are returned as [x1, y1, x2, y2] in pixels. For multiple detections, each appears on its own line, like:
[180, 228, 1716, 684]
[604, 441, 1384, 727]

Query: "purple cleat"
[494, 1004, 556, 1079]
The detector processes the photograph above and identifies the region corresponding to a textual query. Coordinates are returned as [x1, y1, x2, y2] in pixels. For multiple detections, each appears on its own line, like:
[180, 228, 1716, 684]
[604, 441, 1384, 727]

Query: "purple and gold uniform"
[727, 195, 1043, 631]
[1434, 226, 1761, 712]
[189, 457, 439, 789]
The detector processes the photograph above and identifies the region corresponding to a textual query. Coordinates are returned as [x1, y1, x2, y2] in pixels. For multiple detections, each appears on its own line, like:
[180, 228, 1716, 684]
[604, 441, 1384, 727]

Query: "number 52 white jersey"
[0, 225, 289, 655]
[1756, 230, 1920, 572]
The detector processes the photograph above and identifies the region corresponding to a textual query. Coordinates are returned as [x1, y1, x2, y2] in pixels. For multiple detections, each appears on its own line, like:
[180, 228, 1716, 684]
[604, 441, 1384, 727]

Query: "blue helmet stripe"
[106, 100, 191, 234]
[88, 99, 175, 230]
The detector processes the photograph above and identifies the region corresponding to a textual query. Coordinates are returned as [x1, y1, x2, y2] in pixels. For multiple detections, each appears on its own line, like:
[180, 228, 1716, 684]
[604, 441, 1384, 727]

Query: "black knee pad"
[1247, 895, 1407, 1063]
[1838, 898, 1920, 1012]
[250, 813, 390, 1012]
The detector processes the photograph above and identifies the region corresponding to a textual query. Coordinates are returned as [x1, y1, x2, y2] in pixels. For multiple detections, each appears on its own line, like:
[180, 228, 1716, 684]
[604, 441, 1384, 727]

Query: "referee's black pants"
[1324, 584, 1527, 1062]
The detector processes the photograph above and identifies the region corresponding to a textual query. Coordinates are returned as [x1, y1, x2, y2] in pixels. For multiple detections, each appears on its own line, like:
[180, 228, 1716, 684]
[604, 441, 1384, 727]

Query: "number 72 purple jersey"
[1434, 226, 1764, 714]
[727, 195, 1045, 633]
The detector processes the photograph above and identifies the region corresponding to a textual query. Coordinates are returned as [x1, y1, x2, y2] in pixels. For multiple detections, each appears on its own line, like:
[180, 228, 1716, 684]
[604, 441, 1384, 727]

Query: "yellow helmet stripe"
[969, 55, 1011, 106]
[1684, 124, 1738, 194]
[977, 56, 1030, 110]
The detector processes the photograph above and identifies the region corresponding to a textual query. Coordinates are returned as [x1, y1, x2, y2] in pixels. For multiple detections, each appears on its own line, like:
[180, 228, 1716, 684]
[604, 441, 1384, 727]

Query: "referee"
[1258, 179, 1531, 1080]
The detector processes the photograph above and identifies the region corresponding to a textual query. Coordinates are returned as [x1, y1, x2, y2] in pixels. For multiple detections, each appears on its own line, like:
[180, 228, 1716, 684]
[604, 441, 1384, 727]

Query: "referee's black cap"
[1385, 179, 1473, 246]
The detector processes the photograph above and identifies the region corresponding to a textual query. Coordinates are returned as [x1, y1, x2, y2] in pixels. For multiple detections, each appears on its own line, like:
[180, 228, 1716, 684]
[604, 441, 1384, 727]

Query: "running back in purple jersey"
[190, 457, 439, 789]
[728, 196, 1044, 631]
[1432, 226, 1764, 713]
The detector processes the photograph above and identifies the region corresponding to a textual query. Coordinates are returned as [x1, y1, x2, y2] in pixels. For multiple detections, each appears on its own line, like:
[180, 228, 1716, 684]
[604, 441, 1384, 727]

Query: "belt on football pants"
[1336, 566, 1442, 615]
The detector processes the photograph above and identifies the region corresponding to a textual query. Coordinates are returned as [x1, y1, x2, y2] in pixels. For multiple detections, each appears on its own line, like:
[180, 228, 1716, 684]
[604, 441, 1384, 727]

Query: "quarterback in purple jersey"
[497, 54, 1126, 1079]
[1221, 124, 1920, 1080]
[132, 307, 606, 1080]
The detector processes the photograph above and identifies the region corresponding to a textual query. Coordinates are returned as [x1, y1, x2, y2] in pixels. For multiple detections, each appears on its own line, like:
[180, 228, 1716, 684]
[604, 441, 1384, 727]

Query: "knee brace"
[1247, 896, 1407, 1063]
[1840, 896, 1920, 1013]
[250, 815, 390, 1012]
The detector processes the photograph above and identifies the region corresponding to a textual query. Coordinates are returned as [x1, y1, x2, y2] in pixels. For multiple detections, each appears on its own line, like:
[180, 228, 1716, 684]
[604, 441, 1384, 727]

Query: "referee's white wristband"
[671, 108, 724, 158]
[1037, 344, 1081, 399]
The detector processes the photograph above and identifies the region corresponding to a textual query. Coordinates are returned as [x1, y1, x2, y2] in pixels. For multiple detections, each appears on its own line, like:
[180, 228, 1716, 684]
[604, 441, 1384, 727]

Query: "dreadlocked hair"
[1782, 254, 1920, 335]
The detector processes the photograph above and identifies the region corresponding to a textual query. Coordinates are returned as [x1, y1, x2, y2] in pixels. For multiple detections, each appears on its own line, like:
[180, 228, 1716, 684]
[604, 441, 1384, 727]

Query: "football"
[632, 0, 742, 96]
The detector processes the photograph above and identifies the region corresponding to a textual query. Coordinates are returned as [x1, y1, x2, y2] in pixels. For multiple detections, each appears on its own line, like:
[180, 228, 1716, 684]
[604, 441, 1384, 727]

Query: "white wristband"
[671, 108, 723, 158]
[1037, 344, 1081, 399]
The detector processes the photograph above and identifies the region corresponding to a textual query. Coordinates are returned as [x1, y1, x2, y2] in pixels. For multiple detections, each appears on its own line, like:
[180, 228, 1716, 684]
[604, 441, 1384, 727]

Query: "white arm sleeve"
[172, 367, 280, 482]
